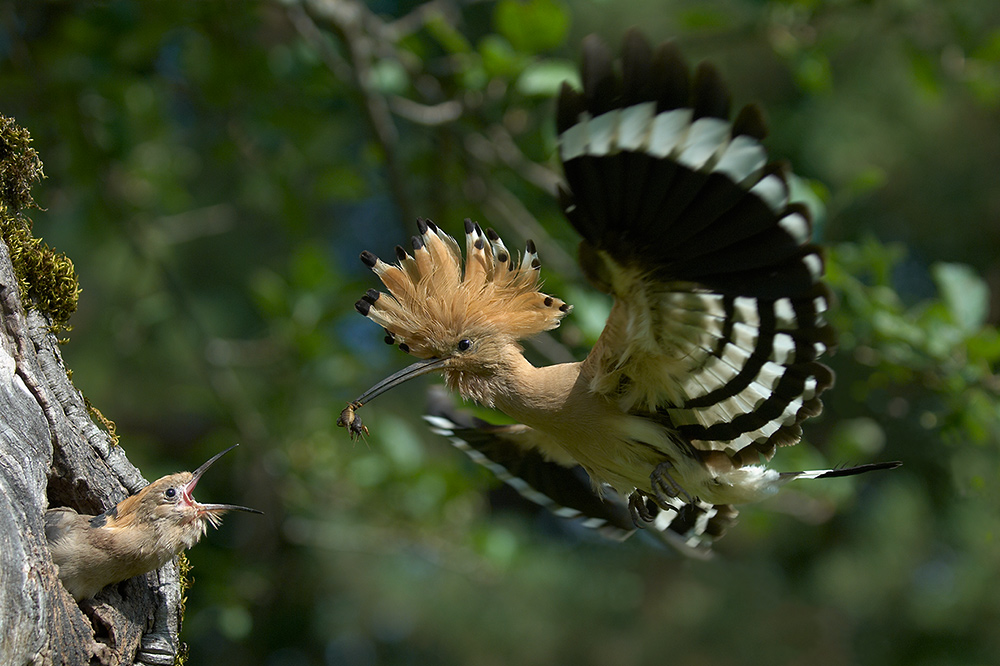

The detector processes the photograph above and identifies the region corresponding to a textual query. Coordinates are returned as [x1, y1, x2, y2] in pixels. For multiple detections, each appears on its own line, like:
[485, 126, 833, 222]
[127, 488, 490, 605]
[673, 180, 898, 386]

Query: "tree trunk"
[0, 120, 182, 665]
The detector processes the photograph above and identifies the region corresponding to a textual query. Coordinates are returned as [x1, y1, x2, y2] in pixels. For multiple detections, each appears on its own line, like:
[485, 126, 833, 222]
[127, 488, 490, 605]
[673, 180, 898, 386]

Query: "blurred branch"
[383, 0, 454, 41]
[292, 0, 570, 238]
[286, 3, 352, 80]
[293, 0, 414, 221]
[465, 124, 562, 197]
[388, 95, 462, 126]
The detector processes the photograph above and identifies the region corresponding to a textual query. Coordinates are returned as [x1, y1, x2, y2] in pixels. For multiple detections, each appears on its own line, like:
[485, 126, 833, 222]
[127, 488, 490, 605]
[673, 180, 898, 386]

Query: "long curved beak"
[352, 357, 450, 406]
[338, 357, 450, 440]
[185, 444, 263, 517]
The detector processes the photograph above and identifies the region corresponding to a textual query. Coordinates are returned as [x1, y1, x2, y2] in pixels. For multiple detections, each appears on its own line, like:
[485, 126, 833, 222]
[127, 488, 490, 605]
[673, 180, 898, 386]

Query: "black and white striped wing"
[423, 389, 735, 555]
[560, 31, 836, 462]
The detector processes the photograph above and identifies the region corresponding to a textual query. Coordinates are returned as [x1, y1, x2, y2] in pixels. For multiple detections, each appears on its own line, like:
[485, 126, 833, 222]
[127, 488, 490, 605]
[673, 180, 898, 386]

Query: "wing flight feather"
[560, 31, 835, 462]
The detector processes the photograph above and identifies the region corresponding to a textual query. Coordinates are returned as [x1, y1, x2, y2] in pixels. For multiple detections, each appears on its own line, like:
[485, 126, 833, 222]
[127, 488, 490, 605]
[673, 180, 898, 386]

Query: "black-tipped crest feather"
[354, 221, 572, 360]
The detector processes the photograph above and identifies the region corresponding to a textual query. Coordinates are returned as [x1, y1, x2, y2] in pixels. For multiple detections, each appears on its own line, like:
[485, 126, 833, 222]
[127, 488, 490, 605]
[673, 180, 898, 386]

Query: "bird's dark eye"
[164, 487, 177, 499]
[457, 338, 473, 352]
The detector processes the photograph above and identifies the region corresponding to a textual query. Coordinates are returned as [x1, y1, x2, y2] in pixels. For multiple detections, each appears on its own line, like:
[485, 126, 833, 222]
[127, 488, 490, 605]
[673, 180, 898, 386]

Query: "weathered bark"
[0, 157, 182, 663]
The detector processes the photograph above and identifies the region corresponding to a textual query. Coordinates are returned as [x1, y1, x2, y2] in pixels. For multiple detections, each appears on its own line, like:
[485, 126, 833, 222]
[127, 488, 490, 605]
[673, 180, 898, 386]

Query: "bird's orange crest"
[355, 219, 571, 358]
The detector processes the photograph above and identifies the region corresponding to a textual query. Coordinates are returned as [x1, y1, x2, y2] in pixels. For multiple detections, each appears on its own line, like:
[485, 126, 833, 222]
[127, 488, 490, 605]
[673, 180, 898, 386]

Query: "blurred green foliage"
[3, 0, 1000, 664]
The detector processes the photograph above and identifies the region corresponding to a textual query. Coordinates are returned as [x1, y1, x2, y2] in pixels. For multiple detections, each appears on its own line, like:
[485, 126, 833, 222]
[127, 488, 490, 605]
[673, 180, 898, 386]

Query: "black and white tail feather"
[423, 390, 896, 554]
[423, 388, 734, 556]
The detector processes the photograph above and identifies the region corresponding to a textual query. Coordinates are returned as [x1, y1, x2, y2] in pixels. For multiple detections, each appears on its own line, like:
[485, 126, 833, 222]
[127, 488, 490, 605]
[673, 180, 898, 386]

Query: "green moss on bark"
[1, 115, 80, 331]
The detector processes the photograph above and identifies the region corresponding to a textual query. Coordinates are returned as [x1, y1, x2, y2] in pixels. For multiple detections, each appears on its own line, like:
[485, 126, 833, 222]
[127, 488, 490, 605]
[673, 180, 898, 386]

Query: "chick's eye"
[164, 487, 177, 499]
[457, 338, 473, 352]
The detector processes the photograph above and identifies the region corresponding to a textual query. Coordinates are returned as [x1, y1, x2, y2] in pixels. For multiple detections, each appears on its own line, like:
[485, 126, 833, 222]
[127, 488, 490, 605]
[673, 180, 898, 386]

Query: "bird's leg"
[628, 490, 658, 526]
[650, 461, 693, 504]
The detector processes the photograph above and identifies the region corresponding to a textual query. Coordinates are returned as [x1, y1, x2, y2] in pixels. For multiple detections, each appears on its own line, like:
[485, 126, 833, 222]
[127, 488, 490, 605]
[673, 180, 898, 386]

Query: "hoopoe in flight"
[46, 445, 261, 600]
[339, 31, 898, 553]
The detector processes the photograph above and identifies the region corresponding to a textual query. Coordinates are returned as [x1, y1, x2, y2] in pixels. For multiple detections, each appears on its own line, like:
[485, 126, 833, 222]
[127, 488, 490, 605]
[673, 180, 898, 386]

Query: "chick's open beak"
[183, 444, 264, 520]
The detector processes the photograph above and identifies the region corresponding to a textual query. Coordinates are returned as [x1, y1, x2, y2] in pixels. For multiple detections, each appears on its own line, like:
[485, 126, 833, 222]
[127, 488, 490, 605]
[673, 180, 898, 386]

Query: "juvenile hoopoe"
[340, 31, 898, 552]
[46, 445, 261, 601]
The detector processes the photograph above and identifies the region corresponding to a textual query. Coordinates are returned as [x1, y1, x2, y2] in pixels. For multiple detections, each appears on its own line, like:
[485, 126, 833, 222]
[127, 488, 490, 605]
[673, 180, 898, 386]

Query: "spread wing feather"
[560, 31, 835, 462]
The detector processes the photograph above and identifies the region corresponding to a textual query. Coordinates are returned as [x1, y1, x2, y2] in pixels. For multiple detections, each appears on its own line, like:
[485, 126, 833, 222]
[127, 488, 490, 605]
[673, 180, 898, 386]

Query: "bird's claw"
[628, 463, 695, 529]
[628, 490, 658, 527]
[651, 461, 693, 504]
[337, 402, 369, 441]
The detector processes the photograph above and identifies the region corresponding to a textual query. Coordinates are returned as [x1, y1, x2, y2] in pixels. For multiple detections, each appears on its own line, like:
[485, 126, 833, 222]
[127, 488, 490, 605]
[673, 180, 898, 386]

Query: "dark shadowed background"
[3, 1, 1000, 664]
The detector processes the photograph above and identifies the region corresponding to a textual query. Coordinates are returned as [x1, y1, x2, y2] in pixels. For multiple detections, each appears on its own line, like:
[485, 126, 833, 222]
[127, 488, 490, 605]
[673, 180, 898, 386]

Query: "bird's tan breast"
[494, 359, 681, 494]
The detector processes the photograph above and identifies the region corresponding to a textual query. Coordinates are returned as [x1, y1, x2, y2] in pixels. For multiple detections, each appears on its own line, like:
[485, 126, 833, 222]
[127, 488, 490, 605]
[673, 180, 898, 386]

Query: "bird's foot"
[628, 490, 658, 527]
[650, 461, 693, 504]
